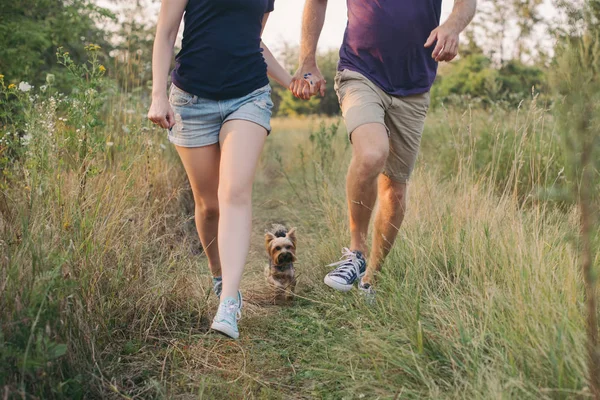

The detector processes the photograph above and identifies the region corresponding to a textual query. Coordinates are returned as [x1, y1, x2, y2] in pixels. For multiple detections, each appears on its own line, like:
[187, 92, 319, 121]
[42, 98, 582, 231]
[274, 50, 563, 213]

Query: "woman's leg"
[175, 144, 222, 277]
[217, 120, 267, 300]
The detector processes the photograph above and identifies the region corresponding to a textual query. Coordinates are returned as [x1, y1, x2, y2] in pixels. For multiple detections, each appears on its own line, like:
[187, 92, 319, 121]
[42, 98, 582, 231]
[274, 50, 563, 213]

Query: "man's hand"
[425, 23, 461, 62]
[148, 95, 176, 129]
[290, 63, 326, 100]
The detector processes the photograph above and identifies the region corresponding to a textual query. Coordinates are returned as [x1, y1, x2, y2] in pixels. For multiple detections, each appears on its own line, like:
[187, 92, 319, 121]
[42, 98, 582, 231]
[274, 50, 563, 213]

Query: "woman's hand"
[291, 65, 325, 100]
[148, 95, 176, 129]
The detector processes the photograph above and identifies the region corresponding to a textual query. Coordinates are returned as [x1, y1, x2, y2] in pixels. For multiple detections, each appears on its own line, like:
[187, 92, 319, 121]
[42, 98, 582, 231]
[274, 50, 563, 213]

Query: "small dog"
[264, 224, 297, 301]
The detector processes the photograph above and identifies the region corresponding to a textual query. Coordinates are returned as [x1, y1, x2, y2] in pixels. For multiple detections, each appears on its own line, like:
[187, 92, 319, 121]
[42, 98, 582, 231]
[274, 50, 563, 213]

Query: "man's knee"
[350, 123, 389, 178]
[355, 149, 388, 177]
[380, 177, 407, 207]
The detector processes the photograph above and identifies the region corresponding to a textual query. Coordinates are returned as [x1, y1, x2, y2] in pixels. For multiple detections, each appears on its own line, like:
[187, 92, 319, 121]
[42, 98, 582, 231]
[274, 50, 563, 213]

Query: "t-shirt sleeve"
[266, 0, 275, 12]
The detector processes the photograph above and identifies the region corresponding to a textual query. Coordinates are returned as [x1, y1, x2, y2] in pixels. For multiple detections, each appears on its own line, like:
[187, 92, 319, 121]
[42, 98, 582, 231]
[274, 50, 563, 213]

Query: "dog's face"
[265, 228, 297, 266]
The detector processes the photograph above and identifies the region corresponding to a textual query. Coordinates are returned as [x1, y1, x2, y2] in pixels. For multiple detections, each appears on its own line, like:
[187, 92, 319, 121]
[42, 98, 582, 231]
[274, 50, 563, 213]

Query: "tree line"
[0, 0, 588, 117]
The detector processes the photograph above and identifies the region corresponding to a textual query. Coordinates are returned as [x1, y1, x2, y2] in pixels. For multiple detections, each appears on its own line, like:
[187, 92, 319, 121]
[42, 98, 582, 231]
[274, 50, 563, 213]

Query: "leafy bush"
[0, 0, 113, 92]
[431, 54, 547, 108]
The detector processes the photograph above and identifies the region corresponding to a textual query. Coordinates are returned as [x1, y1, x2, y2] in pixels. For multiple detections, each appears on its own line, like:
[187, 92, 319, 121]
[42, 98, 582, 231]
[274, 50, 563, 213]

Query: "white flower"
[18, 82, 32, 92]
[40, 85, 47, 93]
[106, 142, 114, 147]
[21, 133, 32, 145]
[46, 74, 55, 85]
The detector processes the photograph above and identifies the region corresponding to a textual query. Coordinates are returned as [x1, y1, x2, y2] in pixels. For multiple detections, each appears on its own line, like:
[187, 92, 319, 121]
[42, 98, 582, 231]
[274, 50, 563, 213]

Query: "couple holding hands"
[148, 0, 476, 339]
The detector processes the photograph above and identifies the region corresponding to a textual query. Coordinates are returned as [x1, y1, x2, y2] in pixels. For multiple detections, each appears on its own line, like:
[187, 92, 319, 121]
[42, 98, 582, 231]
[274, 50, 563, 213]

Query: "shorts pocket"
[335, 71, 349, 104]
[248, 84, 271, 97]
[169, 84, 194, 107]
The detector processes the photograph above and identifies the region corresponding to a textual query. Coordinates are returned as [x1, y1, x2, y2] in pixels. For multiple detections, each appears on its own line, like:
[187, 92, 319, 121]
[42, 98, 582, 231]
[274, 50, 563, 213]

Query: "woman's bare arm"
[260, 13, 293, 89]
[148, 0, 187, 129]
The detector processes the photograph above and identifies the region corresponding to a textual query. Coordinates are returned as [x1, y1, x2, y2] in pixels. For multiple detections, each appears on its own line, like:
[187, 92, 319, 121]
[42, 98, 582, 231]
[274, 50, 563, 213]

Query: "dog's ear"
[286, 228, 297, 247]
[265, 232, 276, 248]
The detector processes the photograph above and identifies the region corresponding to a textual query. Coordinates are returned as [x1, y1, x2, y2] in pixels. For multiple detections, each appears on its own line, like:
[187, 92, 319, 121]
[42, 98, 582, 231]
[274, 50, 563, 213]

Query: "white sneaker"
[211, 291, 242, 339]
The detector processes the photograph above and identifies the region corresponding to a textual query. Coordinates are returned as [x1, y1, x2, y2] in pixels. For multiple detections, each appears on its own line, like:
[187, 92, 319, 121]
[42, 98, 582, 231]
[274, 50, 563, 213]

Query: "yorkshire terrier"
[264, 224, 297, 301]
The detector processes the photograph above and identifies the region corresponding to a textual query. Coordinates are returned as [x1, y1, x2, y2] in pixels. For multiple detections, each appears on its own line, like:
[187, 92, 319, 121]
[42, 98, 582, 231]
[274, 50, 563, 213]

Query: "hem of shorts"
[223, 115, 271, 134]
[167, 136, 219, 148]
[337, 64, 434, 97]
[382, 169, 410, 184]
[171, 71, 270, 101]
[347, 121, 390, 143]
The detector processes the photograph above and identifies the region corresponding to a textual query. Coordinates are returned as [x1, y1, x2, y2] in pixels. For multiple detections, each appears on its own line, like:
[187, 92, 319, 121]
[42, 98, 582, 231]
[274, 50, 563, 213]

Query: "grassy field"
[0, 71, 594, 399]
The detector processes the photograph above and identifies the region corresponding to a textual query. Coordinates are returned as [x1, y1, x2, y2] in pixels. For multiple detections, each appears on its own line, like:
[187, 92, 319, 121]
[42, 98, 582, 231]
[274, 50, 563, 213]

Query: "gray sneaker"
[212, 276, 222, 298]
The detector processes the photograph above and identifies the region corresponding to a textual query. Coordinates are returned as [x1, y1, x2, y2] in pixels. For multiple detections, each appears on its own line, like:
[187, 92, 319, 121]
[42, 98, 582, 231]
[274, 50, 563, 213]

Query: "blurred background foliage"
[0, 0, 578, 119]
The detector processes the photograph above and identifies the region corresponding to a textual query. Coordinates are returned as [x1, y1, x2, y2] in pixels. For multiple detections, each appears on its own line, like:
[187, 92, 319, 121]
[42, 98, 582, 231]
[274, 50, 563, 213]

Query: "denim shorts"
[168, 83, 273, 148]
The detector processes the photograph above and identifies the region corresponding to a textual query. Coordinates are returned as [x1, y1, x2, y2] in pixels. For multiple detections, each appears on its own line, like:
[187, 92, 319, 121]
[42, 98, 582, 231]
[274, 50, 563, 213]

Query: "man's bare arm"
[425, 0, 477, 62]
[291, 0, 328, 99]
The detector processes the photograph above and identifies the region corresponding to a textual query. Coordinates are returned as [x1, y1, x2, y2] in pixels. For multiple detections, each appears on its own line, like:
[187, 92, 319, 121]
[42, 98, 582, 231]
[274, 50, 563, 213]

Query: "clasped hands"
[289, 63, 327, 100]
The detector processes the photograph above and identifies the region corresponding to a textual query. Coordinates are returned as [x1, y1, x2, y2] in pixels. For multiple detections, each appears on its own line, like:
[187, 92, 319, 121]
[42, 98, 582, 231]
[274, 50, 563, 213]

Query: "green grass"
[0, 73, 595, 399]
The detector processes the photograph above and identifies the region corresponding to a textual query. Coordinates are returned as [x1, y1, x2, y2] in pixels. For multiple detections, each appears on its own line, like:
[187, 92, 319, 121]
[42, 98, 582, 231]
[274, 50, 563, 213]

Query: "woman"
[148, 0, 292, 339]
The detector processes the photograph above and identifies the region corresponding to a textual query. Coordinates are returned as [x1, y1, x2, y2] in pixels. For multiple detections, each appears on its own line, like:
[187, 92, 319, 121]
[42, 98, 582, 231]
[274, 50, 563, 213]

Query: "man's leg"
[347, 123, 389, 255]
[324, 69, 392, 292]
[363, 175, 407, 285]
[362, 92, 430, 286]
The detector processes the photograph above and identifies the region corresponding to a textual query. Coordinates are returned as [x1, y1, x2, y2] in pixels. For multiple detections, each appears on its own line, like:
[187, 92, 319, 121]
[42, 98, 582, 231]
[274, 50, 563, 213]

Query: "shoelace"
[328, 247, 362, 281]
[227, 302, 242, 320]
[219, 301, 242, 321]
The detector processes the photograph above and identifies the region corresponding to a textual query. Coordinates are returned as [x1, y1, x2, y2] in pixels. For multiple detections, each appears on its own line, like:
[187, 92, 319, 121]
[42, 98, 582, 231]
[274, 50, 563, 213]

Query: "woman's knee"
[218, 183, 252, 207]
[196, 201, 219, 221]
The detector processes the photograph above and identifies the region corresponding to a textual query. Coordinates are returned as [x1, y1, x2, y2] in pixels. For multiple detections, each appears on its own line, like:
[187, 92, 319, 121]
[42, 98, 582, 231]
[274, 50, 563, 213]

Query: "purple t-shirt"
[339, 0, 442, 96]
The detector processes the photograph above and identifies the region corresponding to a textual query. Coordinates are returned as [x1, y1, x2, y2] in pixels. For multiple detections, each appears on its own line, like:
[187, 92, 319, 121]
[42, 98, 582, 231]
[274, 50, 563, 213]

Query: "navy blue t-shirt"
[171, 0, 275, 100]
[339, 0, 442, 96]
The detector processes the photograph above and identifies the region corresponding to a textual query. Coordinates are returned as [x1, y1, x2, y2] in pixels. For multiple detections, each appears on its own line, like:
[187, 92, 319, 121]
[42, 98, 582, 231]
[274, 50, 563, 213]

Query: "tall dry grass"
[0, 49, 596, 398]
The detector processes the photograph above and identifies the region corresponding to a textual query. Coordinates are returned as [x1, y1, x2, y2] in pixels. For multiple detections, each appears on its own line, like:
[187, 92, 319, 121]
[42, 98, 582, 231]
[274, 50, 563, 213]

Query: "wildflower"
[85, 44, 101, 52]
[18, 82, 32, 92]
[40, 85, 47, 93]
[106, 142, 114, 147]
[99, 65, 106, 73]
[0, 74, 4, 80]
[46, 74, 55, 85]
[8, 84, 16, 90]
[21, 133, 32, 145]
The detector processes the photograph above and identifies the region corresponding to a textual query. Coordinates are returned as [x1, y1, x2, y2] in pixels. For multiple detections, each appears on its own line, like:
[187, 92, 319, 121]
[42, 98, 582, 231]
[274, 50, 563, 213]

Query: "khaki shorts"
[334, 69, 430, 183]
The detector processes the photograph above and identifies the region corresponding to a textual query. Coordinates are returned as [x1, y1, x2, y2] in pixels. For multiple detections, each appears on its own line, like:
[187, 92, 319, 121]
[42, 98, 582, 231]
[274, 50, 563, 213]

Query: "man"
[291, 0, 477, 294]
